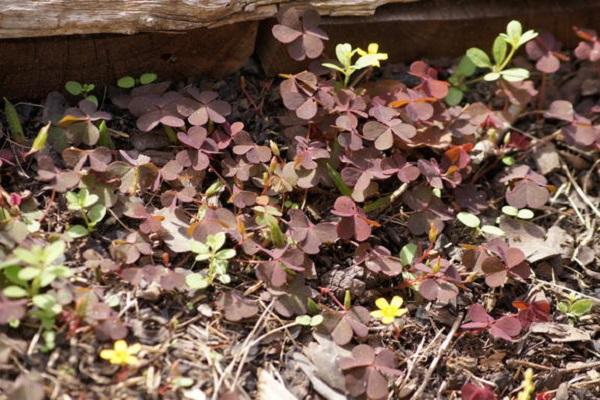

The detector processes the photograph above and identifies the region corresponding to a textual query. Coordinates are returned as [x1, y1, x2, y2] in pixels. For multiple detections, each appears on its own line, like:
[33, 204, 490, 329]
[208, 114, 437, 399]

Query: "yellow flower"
[370, 296, 408, 324]
[356, 43, 389, 68]
[100, 340, 141, 366]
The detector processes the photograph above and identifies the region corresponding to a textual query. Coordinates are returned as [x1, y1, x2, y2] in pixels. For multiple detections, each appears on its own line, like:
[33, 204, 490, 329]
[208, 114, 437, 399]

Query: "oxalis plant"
[447, 20, 538, 104]
[322, 43, 388, 87]
[185, 232, 236, 289]
[0, 241, 71, 350]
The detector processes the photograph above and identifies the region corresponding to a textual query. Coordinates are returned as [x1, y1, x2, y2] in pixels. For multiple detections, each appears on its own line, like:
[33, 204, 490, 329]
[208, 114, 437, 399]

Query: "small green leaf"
[87, 204, 106, 226]
[344, 289, 352, 310]
[307, 298, 320, 314]
[570, 299, 593, 316]
[502, 205, 519, 216]
[502, 156, 515, 166]
[4, 98, 26, 144]
[85, 95, 98, 106]
[216, 249, 236, 260]
[466, 48, 492, 68]
[483, 72, 501, 81]
[480, 225, 505, 236]
[500, 68, 530, 82]
[13, 248, 38, 265]
[27, 122, 50, 156]
[3, 286, 28, 298]
[117, 76, 136, 89]
[506, 20, 523, 43]
[492, 36, 508, 65]
[322, 63, 345, 74]
[206, 232, 226, 251]
[457, 211, 481, 228]
[189, 240, 210, 256]
[399, 243, 418, 267]
[445, 87, 464, 106]
[335, 43, 354, 68]
[519, 30, 539, 46]
[65, 81, 83, 96]
[139, 73, 158, 85]
[310, 315, 324, 326]
[32, 293, 57, 310]
[67, 225, 88, 238]
[326, 163, 352, 196]
[186, 273, 209, 289]
[97, 120, 115, 149]
[557, 301, 569, 314]
[456, 55, 476, 76]
[44, 241, 65, 264]
[295, 315, 312, 326]
[17, 266, 40, 281]
[517, 208, 534, 220]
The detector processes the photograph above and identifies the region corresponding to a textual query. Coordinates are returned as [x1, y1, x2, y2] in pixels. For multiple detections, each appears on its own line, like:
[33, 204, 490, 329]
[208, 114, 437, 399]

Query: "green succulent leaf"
[87, 204, 106, 226]
[65, 81, 83, 96]
[139, 73, 158, 85]
[186, 273, 209, 290]
[457, 212, 481, 228]
[466, 48, 492, 68]
[500, 68, 530, 82]
[502, 206, 519, 216]
[480, 225, 505, 236]
[492, 36, 508, 65]
[570, 299, 593, 316]
[3, 286, 28, 298]
[117, 76, 136, 89]
[399, 243, 418, 267]
[206, 232, 226, 251]
[517, 208, 534, 220]
[484, 72, 501, 81]
[67, 225, 89, 238]
[17, 266, 40, 281]
[445, 87, 464, 106]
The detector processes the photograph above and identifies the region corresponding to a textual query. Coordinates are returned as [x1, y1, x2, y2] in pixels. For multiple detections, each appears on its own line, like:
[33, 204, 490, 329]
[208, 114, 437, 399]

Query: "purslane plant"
[65, 188, 107, 238]
[185, 232, 236, 289]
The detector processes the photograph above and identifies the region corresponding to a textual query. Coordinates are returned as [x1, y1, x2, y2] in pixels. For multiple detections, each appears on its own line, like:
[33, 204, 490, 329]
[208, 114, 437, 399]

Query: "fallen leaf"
[530, 322, 591, 342]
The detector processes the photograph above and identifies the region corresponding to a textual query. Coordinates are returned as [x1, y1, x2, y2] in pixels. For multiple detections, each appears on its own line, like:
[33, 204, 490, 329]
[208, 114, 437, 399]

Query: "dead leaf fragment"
[530, 322, 591, 342]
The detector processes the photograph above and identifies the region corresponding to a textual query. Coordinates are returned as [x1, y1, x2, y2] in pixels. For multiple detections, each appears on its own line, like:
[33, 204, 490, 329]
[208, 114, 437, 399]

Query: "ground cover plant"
[0, 7, 599, 399]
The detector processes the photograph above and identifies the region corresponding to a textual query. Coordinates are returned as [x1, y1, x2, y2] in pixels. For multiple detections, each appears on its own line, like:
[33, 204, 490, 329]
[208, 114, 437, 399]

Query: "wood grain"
[257, 0, 600, 75]
[0, 0, 417, 39]
[0, 22, 258, 99]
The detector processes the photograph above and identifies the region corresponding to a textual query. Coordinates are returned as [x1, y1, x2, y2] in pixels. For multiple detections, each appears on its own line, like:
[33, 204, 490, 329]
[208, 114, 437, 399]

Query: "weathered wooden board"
[0, 0, 417, 39]
[0, 22, 258, 99]
[257, 0, 600, 75]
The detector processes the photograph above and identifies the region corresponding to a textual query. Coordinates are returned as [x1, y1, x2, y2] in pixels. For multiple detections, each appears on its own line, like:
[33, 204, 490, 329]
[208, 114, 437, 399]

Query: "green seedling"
[557, 294, 593, 322]
[254, 204, 286, 247]
[65, 81, 98, 105]
[117, 73, 158, 89]
[295, 314, 324, 327]
[449, 20, 538, 104]
[502, 206, 534, 220]
[1, 241, 71, 350]
[185, 232, 236, 290]
[457, 211, 505, 237]
[323, 43, 388, 87]
[65, 188, 106, 237]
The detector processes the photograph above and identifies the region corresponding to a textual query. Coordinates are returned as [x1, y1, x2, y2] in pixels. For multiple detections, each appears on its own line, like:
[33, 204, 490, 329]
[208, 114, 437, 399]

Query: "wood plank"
[0, 22, 258, 99]
[257, 0, 600, 75]
[0, 0, 417, 39]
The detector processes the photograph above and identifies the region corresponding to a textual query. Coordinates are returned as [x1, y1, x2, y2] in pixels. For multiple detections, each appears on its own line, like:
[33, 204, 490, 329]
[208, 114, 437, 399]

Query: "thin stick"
[411, 313, 464, 400]
[562, 163, 600, 218]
